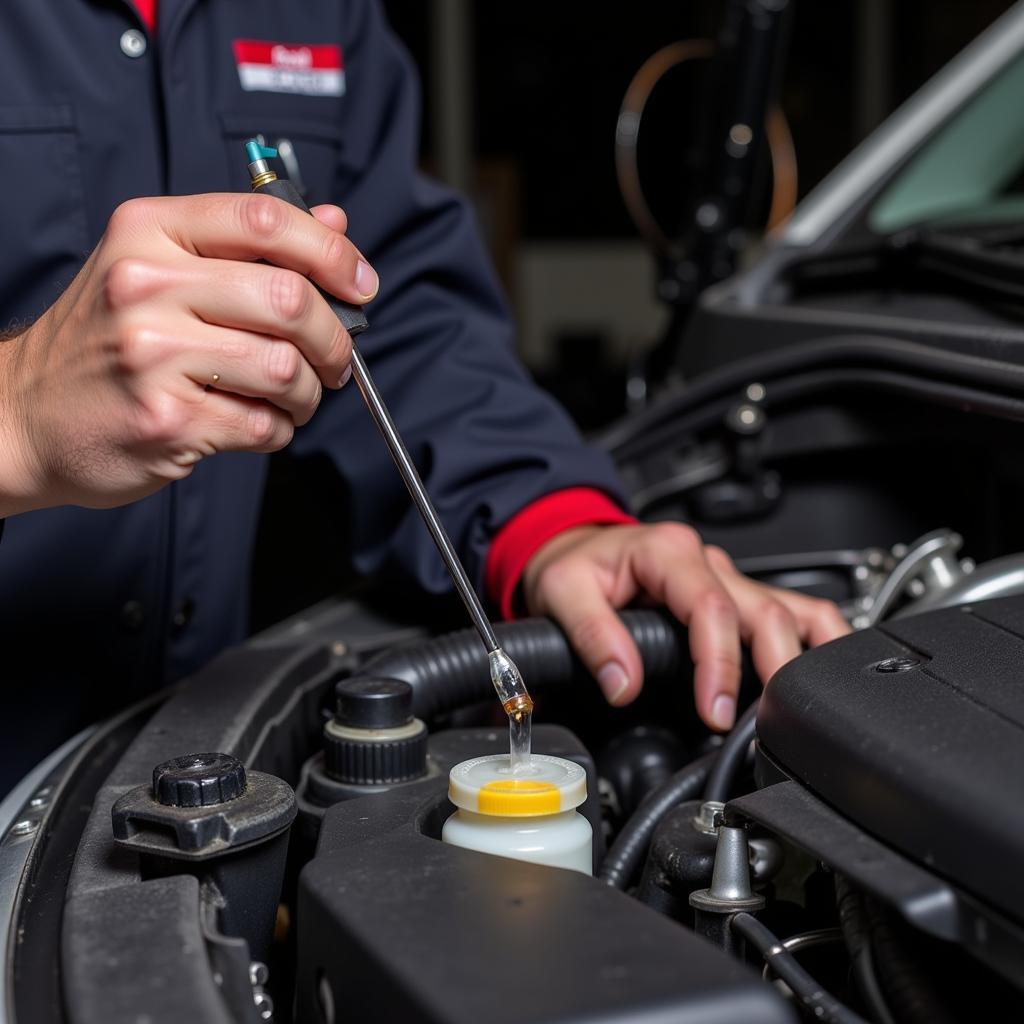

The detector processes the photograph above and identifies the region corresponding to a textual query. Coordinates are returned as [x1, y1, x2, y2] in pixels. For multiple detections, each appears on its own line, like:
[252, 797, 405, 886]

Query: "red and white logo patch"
[232, 40, 345, 97]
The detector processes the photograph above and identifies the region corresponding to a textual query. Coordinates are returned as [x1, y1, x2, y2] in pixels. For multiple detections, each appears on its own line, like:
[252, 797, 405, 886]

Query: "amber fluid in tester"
[503, 694, 534, 771]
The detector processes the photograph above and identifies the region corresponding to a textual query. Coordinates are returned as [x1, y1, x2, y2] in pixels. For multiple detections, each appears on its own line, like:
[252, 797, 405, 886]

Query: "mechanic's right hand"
[0, 193, 377, 516]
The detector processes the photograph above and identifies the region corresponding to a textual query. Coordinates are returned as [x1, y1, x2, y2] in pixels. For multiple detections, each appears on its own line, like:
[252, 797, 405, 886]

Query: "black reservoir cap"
[152, 752, 247, 808]
[327, 678, 427, 785]
[336, 678, 414, 730]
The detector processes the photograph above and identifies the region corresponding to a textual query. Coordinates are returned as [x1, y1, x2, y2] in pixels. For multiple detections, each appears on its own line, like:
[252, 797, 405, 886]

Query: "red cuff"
[131, 0, 157, 31]
[485, 487, 637, 620]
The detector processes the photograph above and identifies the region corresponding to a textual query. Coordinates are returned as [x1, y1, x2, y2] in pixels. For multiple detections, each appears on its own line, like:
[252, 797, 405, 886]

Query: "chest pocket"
[220, 113, 346, 209]
[0, 104, 88, 321]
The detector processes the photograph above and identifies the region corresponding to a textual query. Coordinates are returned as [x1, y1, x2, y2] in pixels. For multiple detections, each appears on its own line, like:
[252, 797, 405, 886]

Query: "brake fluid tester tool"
[244, 140, 534, 770]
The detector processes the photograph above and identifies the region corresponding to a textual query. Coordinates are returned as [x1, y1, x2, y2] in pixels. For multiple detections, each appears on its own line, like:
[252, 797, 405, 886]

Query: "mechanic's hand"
[0, 194, 377, 516]
[521, 522, 851, 731]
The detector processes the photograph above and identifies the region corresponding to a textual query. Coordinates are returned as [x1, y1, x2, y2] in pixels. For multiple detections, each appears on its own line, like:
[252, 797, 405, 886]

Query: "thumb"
[538, 565, 645, 706]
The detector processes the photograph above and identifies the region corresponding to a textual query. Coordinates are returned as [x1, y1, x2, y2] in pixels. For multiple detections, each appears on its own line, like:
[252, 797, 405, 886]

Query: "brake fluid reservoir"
[442, 754, 592, 874]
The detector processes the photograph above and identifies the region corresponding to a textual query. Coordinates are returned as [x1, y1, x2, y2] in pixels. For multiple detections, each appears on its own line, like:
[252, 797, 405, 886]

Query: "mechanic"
[0, 0, 847, 790]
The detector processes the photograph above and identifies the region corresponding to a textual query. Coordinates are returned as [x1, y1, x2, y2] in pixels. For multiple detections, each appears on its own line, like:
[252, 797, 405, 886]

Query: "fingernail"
[711, 693, 736, 731]
[355, 259, 378, 299]
[597, 662, 630, 705]
[337, 365, 352, 388]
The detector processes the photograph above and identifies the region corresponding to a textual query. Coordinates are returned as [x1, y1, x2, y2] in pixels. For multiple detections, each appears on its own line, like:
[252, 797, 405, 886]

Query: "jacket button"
[171, 599, 195, 635]
[120, 29, 147, 58]
[120, 600, 145, 632]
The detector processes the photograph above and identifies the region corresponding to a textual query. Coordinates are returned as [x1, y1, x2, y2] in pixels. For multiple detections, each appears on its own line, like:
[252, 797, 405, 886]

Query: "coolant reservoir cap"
[448, 754, 586, 817]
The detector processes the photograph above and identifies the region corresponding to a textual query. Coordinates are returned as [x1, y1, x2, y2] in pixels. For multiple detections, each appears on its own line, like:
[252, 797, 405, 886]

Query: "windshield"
[870, 51, 1024, 234]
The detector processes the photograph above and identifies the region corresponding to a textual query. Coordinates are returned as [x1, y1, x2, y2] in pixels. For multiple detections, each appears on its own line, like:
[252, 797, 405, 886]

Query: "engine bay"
[6, 316, 1024, 1023]
[2, 309, 1024, 1024]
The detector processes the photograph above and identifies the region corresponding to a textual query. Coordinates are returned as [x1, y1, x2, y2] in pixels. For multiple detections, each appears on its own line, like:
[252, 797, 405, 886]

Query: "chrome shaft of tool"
[349, 345, 501, 655]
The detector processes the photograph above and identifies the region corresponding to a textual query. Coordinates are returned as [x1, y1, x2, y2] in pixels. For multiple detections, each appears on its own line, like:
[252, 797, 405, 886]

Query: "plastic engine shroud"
[758, 594, 1024, 920]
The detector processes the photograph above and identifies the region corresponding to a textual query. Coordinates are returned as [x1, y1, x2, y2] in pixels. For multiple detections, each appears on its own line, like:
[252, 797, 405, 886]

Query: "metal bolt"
[254, 990, 274, 1021]
[726, 124, 753, 158]
[745, 382, 766, 403]
[249, 961, 269, 987]
[866, 549, 886, 568]
[728, 403, 764, 434]
[331, 642, 348, 657]
[10, 820, 37, 837]
[729, 123, 753, 147]
[873, 657, 919, 674]
[694, 800, 726, 836]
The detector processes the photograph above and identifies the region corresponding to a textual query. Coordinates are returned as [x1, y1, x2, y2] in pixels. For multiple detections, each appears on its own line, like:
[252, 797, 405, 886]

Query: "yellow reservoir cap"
[479, 779, 559, 816]
[448, 753, 587, 818]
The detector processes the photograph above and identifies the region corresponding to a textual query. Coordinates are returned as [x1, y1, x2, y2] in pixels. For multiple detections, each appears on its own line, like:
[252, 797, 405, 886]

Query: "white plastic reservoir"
[442, 753, 592, 874]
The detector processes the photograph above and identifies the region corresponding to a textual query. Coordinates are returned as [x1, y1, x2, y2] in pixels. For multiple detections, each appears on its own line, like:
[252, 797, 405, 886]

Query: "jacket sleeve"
[290, 0, 629, 597]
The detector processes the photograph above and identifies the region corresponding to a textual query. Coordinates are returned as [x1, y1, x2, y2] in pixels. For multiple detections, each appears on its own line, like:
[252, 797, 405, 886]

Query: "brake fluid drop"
[442, 753, 592, 874]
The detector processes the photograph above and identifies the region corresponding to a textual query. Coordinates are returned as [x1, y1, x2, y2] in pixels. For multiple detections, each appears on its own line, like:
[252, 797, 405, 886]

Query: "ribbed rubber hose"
[703, 700, 758, 802]
[356, 610, 688, 720]
[597, 751, 717, 890]
[861, 894, 958, 1024]
[835, 876, 897, 1024]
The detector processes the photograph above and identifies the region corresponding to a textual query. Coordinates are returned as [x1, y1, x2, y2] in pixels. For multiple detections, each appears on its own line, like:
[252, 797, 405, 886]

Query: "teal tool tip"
[244, 138, 278, 163]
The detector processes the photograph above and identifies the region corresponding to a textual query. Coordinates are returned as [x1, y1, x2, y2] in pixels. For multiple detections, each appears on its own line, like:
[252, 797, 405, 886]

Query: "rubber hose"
[730, 913, 870, 1024]
[356, 609, 688, 720]
[597, 751, 716, 890]
[703, 700, 758, 802]
[601, 334, 1024, 459]
[835, 876, 896, 1024]
[862, 895, 957, 1024]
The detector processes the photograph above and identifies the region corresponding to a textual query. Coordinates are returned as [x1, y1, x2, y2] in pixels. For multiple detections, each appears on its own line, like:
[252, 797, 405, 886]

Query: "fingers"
[531, 559, 645, 707]
[178, 257, 352, 388]
[310, 204, 348, 234]
[118, 194, 378, 305]
[629, 524, 744, 731]
[704, 545, 850, 679]
[151, 389, 295, 467]
[523, 524, 851, 737]
[710, 568, 803, 686]
[177, 322, 324, 426]
[200, 392, 295, 455]
[769, 588, 852, 646]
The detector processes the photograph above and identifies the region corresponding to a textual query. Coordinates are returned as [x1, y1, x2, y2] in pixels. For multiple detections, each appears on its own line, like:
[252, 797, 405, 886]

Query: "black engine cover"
[758, 595, 1024, 920]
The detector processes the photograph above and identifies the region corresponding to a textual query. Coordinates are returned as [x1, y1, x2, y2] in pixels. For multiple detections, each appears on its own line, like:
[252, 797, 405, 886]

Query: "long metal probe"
[348, 345, 500, 653]
[243, 141, 534, 745]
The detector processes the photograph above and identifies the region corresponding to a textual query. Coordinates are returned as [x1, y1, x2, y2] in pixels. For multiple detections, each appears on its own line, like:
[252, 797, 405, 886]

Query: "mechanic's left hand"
[520, 522, 850, 732]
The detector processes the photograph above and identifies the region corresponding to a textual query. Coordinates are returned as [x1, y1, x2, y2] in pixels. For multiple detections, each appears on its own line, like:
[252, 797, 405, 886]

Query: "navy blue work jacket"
[0, 0, 624, 785]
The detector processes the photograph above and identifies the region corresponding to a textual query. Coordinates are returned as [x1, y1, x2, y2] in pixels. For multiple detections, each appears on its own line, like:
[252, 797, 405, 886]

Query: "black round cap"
[152, 752, 247, 808]
[335, 677, 414, 729]
[326, 678, 426, 785]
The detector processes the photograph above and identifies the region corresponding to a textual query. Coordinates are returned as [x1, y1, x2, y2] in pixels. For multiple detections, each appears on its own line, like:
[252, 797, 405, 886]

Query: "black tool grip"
[254, 177, 369, 337]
